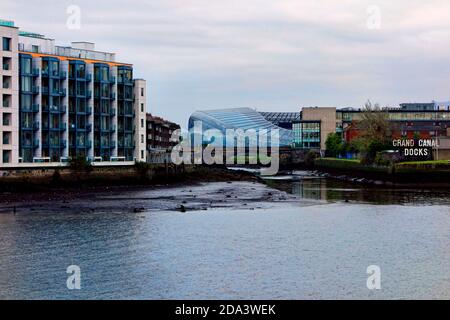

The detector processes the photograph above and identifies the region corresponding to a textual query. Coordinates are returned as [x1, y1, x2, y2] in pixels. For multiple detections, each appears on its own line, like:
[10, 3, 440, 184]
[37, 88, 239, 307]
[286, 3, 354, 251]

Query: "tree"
[357, 100, 391, 141]
[354, 100, 393, 164]
[325, 133, 343, 157]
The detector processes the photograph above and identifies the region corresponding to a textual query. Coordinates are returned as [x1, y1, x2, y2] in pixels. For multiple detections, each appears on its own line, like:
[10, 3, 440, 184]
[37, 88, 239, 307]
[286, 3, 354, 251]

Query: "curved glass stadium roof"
[188, 108, 293, 147]
[259, 112, 301, 125]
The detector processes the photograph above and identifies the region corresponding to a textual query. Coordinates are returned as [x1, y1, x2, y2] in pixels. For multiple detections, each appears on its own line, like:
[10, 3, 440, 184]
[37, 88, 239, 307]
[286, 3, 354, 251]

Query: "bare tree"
[357, 100, 391, 141]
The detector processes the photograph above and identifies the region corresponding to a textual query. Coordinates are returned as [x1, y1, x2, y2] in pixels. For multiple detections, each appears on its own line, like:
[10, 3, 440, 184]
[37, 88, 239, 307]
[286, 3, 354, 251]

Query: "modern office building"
[0, 19, 146, 166]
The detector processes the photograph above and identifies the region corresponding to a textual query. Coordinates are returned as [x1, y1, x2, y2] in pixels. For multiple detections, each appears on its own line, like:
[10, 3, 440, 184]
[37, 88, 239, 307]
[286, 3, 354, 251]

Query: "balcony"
[43, 140, 66, 148]
[71, 140, 92, 148]
[23, 139, 40, 148]
[21, 104, 40, 113]
[21, 121, 40, 130]
[45, 105, 66, 113]
[53, 88, 66, 97]
[118, 141, 135, 148]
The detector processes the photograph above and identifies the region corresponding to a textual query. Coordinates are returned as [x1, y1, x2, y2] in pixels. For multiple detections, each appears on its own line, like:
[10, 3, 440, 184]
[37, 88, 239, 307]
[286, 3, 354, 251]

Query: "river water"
[0, 173, 449, 299]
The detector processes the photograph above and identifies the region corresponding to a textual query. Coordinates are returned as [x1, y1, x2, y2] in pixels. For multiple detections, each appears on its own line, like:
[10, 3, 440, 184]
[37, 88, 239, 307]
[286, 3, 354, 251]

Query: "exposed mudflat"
[0, 181, 321, 215]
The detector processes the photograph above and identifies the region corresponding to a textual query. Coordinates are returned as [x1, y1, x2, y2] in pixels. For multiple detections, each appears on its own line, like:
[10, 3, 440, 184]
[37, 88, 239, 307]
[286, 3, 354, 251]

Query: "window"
[2, 113, 11, 126]
[141, 134, 144, 143]
[20, 57, 32, 74]
[141, 88, 144, 96]
[21, 76, 32, 92]
[141, 119, 144, 128]
[2, 37, 11, 51]
[3, 132, 11, 145]
[141, 103, 144, 112]
[3, 150, 11, 163]
[3, 57, 11, 70]
[141, 150, 144, 159]
[32, 45, 39, 53]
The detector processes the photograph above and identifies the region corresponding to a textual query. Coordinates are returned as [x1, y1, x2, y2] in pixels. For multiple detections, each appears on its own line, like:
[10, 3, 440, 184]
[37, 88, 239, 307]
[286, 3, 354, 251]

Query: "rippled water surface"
[0, 177, 449, 299]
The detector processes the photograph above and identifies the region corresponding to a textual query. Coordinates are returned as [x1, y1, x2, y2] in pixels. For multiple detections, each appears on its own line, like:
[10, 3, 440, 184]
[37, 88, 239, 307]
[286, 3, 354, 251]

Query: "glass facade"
[116, 65, 134, 161]
[93, 63, 115, 161]
[19, 54, 38, 162]
[41, 57, 66, 161]
[292, 121, 321, 149]
[69, 60, 91, 159]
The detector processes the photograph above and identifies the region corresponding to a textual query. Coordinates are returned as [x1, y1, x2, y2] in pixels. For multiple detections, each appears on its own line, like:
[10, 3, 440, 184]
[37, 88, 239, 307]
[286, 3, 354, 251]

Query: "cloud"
[2, 0, 450, 126]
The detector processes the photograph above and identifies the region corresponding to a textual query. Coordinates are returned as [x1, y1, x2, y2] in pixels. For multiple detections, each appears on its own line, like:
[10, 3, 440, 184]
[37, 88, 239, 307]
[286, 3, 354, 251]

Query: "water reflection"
[265, 177, 450, 205]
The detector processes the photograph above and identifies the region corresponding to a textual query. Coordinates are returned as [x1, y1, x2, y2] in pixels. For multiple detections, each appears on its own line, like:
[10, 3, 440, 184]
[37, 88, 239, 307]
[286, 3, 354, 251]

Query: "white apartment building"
[0, 19, 147, 167]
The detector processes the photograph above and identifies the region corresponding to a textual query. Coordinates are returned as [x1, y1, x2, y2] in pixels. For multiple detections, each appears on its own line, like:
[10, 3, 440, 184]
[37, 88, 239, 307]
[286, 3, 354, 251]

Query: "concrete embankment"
[0, 164, 259, 195]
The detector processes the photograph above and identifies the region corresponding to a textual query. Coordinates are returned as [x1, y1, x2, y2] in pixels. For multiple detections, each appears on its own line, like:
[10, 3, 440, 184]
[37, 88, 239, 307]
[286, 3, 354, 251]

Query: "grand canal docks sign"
[392, 139, 438, 160]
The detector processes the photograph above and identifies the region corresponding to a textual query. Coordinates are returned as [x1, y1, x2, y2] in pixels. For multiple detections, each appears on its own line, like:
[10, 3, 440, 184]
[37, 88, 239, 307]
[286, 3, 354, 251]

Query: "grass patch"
[314, 158, 388, 173]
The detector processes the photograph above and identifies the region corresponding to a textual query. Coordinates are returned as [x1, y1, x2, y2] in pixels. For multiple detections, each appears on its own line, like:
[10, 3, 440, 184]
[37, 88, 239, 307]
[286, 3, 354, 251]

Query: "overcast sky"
[2, 0, 450, 126]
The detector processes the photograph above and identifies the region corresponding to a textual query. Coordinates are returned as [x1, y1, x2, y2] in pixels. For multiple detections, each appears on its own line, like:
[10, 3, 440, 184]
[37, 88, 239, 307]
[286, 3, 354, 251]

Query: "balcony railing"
[45, 105, 66, 113]
[43, 140, 67, 148]
[22, 139, 40, 148]
[21, 121, 40, 130]
[71, 140, 92, 148]
[118, 141, 135, 148]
